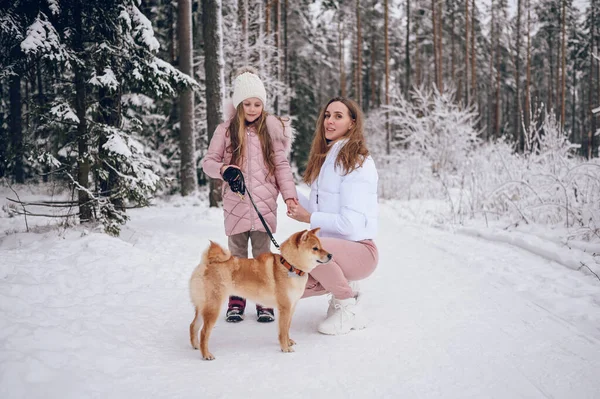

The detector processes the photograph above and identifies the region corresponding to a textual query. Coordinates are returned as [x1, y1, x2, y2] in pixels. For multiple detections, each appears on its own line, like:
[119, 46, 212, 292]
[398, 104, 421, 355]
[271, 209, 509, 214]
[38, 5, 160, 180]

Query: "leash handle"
[235, 172, 280, 250]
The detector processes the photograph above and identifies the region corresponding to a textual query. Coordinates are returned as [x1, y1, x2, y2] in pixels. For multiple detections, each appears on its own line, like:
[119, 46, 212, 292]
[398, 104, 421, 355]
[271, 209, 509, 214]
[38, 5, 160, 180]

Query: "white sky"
[1, 185, 599, 398]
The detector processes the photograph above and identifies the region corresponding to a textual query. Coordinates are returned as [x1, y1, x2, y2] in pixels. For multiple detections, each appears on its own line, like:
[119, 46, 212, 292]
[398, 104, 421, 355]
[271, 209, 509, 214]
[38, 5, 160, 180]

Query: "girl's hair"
[226, 103, 276, 177]
[303, 97, 369, 184]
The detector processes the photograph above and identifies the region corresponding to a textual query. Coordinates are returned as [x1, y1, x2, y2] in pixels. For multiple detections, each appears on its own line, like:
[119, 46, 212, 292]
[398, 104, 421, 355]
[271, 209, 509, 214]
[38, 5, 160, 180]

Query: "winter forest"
[1, 0, 599, 241]
[2, 1, 600, 396]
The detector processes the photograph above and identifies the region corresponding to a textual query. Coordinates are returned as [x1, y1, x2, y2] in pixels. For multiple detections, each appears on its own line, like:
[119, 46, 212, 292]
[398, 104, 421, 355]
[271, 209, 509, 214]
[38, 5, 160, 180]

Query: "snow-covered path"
[1, 195, 600, 398]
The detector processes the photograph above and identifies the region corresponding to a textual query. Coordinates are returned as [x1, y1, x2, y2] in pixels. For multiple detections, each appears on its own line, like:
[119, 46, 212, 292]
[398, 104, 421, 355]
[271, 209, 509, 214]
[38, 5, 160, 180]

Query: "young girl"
[201, 67, 297, 323]
[287, 97, 379, 335]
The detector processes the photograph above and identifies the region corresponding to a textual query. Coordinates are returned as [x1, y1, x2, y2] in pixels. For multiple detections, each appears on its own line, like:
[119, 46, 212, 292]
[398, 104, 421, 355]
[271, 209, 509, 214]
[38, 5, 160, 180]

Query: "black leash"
[236, 173, 281, 250]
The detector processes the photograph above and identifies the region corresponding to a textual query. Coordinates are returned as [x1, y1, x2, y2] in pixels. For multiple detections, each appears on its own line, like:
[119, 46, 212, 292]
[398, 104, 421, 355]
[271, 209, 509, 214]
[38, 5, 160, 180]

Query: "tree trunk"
[370, 1, 376, 110]
[494, 2, 501, 140]
[488, 0, 494, 141]
[560, 0, 566, 131]
[178, 0, 197, 196]
[465, 0, 470, 104]
[36, 59, 44, 115]
[384, 0, 389, 107]
[284, 0, 288, 86]
[548, 35, 554, 112]
[432, 0, 443, 92]
[257, 1, 265, 72]
[9, 72, 24, 183]
[571, 72, 577, 147]
[591, 0, 598, 158]
[203, 0, 225, 207]
[415, 6, 422, 86]
[596, 2, 600, 158]
[339, 20, 346, 97]
[515, 0, 522, 151]
[0, 83, 7, 178]
[432, 0, 439, 90]
[525, 0, 531, 136]
[451, 0, 455, 82]
[437, 0, 443, 92]
[266, 0, 270, 36]
[470, 0, 475, 103]
[169, 4, 176, 66]
[98, 83, 124, 211]
[97, 17, 123, 212]
[368, 35, 375, 109]
[73, 2, 93, 222]
[405, 0, 411, 96]
[238, 0, 248, 65]
[356, 0, 363, 106]
[275, 0, 281, 113]
[385, 0, 390, 154]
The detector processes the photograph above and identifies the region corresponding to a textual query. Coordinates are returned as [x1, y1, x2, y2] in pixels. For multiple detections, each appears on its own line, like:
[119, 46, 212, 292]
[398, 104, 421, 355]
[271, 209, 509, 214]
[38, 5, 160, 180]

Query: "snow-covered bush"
[470, 109, 600, 240]
[367, 86, 480, 202]
[368, 89, 600, 241]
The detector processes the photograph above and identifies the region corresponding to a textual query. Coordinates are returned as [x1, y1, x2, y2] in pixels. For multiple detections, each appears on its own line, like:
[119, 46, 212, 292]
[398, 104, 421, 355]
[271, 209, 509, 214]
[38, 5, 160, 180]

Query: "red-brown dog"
[189, 228, 332, 360]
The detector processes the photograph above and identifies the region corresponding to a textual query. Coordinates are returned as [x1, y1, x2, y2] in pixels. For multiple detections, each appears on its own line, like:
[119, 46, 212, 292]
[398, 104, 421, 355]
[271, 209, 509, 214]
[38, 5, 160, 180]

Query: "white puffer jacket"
[299, 139, 378, 241]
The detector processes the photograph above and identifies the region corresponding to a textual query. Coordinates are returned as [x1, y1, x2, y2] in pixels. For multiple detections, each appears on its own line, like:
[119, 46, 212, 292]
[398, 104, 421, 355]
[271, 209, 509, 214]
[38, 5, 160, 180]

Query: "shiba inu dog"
[189, 228, 332, 360]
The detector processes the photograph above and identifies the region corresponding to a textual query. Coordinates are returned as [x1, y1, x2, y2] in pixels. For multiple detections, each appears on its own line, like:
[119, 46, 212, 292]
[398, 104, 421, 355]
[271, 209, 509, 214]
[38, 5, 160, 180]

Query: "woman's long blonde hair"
[226, 104, 277, 177]
[303, 97, 369, 184]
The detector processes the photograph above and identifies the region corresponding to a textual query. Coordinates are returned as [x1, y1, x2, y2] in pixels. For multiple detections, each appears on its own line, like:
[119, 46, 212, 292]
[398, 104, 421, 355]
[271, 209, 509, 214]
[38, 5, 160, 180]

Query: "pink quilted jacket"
[201, 114, 297, 237]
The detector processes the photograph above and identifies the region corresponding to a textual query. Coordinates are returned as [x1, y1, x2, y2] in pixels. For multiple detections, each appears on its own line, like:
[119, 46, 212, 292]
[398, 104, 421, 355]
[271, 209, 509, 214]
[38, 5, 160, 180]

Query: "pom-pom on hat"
[232, 66, 267, 109]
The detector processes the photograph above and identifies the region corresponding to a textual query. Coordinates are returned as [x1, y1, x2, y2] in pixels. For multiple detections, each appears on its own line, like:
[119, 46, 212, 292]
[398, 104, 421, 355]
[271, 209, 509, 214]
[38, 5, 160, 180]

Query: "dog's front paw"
[202, 352, 215, 360]
[281, 346, 295, 353]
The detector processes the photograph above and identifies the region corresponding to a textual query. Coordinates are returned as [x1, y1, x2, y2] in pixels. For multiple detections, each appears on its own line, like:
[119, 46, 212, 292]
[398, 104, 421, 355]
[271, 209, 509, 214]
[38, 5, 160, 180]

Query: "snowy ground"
[1, 184, 600, 399]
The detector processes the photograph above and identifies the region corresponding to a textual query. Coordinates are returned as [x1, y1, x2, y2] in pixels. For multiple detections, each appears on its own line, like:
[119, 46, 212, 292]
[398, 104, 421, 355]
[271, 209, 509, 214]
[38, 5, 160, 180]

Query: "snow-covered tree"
[3, 0, 195, 235]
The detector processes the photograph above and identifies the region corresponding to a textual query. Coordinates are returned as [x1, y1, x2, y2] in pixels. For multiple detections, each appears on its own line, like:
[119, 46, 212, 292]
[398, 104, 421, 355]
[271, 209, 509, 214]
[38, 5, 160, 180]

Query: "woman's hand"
[286, 200, 311, 224]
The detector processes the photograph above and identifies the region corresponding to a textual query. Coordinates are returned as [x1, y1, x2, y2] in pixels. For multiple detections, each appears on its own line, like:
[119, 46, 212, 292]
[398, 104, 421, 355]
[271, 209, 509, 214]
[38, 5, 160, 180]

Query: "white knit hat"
[232, 68, 267, 109]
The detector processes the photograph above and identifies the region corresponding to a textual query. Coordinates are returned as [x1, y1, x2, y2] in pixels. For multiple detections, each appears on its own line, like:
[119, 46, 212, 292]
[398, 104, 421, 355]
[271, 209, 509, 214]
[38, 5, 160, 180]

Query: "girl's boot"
[225, 296, 246, 322]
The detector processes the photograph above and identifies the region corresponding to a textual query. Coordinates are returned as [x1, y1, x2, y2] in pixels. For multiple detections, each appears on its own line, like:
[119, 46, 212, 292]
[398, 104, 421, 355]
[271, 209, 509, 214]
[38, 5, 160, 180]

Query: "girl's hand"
[284, 198, 298, 214]
[220, 164, 240, 177]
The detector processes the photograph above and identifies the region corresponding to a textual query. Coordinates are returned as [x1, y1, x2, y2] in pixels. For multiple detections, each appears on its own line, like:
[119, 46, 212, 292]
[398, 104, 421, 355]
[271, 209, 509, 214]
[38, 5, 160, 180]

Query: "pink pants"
[302, 237, 378, 300]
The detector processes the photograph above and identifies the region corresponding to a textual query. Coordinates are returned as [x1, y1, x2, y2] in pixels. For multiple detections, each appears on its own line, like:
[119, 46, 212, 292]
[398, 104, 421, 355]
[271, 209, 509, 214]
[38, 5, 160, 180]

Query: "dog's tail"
[203, 241, 232, 264]
[190, 241, 231, 312]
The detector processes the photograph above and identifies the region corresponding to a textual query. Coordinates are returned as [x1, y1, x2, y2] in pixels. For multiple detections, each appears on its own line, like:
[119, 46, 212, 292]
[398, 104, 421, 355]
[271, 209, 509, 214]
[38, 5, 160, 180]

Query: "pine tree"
[3, 0, 195, 234]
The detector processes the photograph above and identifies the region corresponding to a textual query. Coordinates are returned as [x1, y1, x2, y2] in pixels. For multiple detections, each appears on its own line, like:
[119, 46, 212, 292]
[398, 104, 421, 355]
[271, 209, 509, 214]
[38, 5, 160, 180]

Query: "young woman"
[287, 97, 379, 335]
[202, 67, 298, 323]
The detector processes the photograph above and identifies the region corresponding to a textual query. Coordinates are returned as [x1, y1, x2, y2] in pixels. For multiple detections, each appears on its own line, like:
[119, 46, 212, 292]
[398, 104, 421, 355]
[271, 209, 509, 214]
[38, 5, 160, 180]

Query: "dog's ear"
[309, 228, 320, 236]
[297, 229, 310, 244]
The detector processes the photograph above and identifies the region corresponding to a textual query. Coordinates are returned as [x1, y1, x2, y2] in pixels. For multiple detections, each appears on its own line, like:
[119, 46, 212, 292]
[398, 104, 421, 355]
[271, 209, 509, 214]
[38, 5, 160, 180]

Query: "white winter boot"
[327, 281, 360, 317]
[318, 293, 367, 335]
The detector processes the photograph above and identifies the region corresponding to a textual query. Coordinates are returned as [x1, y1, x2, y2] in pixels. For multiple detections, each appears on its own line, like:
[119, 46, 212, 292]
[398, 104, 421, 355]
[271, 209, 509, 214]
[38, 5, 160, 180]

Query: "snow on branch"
[97, 125, 161, 193]
[102, 128, 133, 158]
[50, 100, 79, 124]
[0, 12, 21, 38]
[47, 0, 60, 15]
[127, 5, 160, 52]
[89, 68, 119, 91]
[20, 13, 71, 62]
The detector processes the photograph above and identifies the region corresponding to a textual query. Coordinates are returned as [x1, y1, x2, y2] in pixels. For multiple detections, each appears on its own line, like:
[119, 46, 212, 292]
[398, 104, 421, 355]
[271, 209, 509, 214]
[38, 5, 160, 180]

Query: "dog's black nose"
[327, 253, 332, 260]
